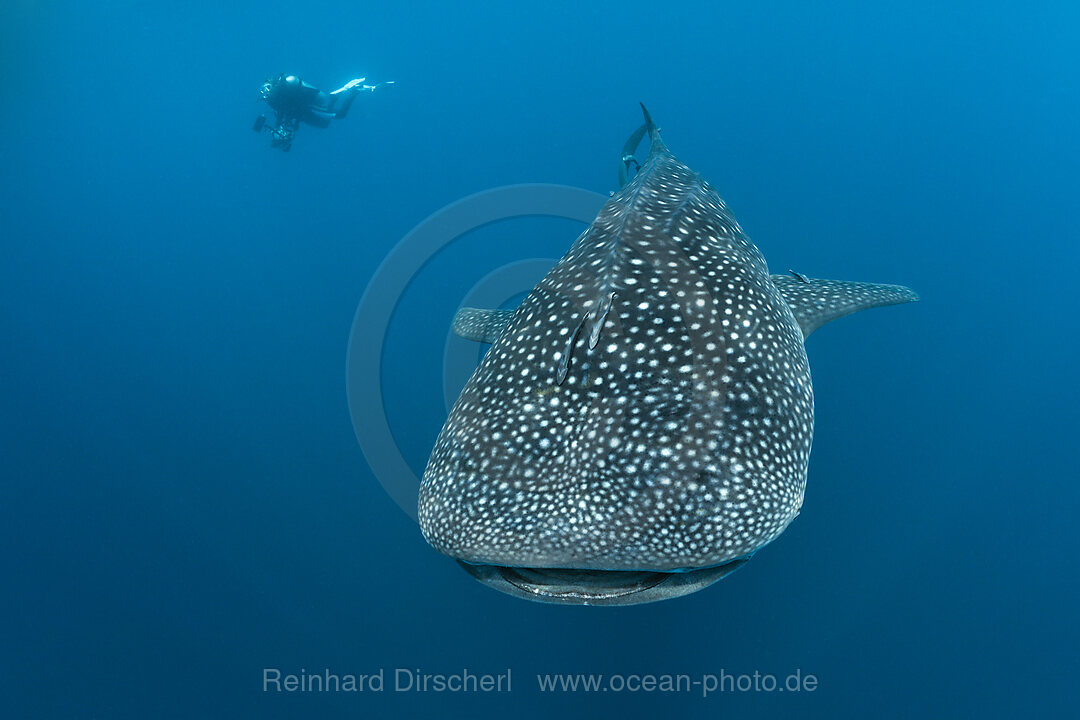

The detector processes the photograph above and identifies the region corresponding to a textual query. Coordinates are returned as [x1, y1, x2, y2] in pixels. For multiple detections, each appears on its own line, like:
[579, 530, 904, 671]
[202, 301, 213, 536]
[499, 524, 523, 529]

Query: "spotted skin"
[455, 273, 919, 346]
[420, 110, 826, 573]
[770, 275, 919, 338]
[452, 307, 515, 344]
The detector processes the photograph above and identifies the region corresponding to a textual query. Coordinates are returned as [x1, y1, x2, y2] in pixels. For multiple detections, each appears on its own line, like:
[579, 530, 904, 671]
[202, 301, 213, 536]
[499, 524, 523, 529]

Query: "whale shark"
[419, 106, 917, 605]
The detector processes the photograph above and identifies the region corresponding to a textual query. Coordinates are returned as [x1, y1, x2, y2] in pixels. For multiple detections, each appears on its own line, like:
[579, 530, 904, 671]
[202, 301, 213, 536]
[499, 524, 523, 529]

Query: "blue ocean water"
[2, 0, 1077, 717]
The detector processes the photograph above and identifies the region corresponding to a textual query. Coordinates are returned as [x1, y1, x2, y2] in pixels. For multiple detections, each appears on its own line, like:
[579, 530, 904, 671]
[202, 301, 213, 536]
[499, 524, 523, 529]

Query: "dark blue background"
[2, 1, 1077, 717]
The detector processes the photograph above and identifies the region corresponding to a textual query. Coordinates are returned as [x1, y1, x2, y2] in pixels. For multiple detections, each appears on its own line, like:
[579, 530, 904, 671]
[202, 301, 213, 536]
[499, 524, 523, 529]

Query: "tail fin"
[618, 123, 647, 187]
[640, 103, 667, 154]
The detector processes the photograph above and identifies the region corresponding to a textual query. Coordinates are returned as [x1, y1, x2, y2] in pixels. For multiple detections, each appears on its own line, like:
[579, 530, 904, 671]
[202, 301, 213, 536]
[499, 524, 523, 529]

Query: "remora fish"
[419, 106, 917, 605]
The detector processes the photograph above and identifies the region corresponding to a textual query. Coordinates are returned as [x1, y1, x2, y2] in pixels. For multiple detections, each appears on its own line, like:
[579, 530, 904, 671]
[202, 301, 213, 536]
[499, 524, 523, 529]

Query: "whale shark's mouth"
[456, 558, 751, 606]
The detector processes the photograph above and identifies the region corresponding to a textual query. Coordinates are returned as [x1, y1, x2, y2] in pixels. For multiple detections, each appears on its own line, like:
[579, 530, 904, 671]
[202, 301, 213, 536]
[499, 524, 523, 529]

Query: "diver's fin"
[771, 275, 919, 338]
[452, 308, 515, 344]
[362, 80, 395, 92]
[331, 78, 366, 94]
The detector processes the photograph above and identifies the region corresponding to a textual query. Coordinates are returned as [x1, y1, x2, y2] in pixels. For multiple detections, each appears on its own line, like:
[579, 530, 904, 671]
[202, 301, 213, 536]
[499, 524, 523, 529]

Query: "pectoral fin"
[452, 308, 515, 344]
[772, 274, 919, 338]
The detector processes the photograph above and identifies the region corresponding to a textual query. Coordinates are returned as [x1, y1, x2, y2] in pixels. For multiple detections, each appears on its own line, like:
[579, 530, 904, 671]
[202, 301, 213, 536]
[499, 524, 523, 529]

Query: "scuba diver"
[253, 74, 394, 151]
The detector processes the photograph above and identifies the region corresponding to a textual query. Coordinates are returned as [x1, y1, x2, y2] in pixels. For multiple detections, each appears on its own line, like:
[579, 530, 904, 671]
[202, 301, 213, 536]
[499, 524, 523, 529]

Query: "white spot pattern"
[420, 136, 814, 572]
